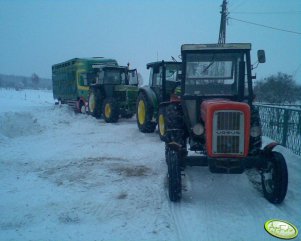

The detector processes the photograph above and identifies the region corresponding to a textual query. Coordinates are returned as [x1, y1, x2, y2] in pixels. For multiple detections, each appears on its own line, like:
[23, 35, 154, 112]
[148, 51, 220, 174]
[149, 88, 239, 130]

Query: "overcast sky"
[0, 0, 300, 84]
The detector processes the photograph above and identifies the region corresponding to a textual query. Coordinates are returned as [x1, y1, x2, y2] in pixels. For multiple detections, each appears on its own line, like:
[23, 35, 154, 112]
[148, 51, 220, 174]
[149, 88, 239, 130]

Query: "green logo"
[265, 219, 298, 239]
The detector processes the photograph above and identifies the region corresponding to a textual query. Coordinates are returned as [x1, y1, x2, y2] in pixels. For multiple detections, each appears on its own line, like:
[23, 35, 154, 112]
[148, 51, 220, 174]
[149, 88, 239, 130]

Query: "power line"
[229, 17, 301, 35]
[230, 1, 246, 12]
[231, 11, 301, 15]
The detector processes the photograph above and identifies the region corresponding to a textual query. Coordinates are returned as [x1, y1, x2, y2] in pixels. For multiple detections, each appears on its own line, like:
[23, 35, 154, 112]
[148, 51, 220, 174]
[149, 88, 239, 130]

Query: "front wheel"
[102, 98, 119, 123]
[167, 148, 182, 202]
[88, 90, 101, 118]
[261, 151, 288, 204]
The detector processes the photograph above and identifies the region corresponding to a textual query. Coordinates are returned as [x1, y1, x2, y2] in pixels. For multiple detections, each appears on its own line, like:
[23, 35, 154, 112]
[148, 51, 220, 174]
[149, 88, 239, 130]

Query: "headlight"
[192, 123, 204, 136]
[250, 126, 262, 137]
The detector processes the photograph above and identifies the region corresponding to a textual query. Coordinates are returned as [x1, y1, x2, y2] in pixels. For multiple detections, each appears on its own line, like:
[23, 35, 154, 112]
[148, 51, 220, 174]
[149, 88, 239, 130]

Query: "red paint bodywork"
[201, 99, 251, 158]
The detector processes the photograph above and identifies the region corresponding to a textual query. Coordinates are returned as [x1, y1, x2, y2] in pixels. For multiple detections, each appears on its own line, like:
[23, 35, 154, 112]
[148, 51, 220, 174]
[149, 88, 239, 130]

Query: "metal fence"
[254, 104, 301, 156]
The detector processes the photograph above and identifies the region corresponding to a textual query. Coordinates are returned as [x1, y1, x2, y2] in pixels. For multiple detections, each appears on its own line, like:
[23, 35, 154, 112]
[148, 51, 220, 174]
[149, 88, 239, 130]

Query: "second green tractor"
[136, 61, 182, 139]
[88, 65, 138, 123]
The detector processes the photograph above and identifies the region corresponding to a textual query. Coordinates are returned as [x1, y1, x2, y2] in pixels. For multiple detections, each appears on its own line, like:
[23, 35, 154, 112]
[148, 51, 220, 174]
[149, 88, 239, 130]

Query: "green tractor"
[88, 65, 138, 123]
[136, 61, 182, 139]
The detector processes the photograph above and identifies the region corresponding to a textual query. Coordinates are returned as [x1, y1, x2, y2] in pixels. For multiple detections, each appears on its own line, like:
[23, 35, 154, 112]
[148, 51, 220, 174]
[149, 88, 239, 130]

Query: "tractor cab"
[93, 66, 138, 86]
[180, 43, 262, 152]
[147, 61, 181, 102]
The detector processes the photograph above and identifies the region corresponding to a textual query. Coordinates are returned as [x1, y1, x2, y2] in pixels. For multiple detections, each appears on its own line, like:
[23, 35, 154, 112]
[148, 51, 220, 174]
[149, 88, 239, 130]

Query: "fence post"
[282, 109, 289, 147]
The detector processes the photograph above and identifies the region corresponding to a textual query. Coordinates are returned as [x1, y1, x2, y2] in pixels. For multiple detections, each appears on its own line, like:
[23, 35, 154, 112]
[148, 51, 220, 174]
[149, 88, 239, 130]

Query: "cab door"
[150, 65, 163, 103]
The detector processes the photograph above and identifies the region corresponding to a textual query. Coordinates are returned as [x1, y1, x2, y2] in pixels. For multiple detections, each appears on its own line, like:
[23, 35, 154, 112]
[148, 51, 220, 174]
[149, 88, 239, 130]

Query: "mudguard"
[263, 142, 280, 154]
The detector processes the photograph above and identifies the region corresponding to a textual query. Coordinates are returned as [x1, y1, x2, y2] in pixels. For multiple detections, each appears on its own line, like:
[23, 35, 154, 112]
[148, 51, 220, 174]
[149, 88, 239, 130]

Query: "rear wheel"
[88, 90, 101, 118]
[158, 107, 166, 141]
[261, 151, 288, 204]
[102, 98, 119, 123]
[136, 93, 156, 133]
[167, 148, 182, 202]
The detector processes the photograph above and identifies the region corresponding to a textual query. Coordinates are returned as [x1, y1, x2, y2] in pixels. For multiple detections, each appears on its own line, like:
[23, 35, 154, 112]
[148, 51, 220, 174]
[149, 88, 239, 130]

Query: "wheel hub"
[89, 93, 95, 112]
[262, 162, 275, 194]
[159, 114, 165, 136]
[138, 100, 146, 125]
[105, 104, 111, 118]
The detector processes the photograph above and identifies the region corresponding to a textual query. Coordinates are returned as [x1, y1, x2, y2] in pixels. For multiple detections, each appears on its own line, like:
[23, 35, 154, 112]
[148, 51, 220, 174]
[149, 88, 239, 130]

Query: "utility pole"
[218, 0, 228, 44]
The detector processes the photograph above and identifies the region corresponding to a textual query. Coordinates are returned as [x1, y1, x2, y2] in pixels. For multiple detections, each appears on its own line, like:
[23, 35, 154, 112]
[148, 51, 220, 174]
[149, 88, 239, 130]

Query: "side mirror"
[257, 50, 266, 63]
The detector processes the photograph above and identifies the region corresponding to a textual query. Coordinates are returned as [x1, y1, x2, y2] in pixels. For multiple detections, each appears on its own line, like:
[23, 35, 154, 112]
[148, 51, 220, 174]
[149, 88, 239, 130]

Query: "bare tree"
[31, 73, 40, 89]
[254, 72, 301, 104]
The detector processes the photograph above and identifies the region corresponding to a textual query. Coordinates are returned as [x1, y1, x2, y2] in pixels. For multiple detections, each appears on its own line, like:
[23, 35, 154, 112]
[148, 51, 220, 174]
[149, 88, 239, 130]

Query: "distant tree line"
[0, 73, 52, 90]
[254, 72, 301, 104]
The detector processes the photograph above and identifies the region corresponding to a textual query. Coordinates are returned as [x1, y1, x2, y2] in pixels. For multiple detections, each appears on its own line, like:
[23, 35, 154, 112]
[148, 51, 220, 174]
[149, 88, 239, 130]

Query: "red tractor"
[160, 43, 288, 203]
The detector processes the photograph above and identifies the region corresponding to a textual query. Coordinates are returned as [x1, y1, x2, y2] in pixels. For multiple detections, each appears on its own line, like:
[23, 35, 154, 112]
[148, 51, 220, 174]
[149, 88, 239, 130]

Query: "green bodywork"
[112, 85, 138, 113]
[52, 58, 118, 102]
[140, 61, 182, 120]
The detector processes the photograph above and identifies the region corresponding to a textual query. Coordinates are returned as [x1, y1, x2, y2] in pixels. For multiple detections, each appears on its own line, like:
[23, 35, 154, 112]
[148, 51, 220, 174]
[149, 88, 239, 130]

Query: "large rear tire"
[261, 151, 288, 204]
[102, 98, 119, 123]
[88, 89, 101, 118]
[167, 148, 182, 202]
[158, 107, 166, 141]
[136, 93, 156, 133]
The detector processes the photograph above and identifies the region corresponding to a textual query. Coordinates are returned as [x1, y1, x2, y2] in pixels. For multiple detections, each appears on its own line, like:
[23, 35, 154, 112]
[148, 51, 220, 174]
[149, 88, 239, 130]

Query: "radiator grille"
[213, 111, 244, 155]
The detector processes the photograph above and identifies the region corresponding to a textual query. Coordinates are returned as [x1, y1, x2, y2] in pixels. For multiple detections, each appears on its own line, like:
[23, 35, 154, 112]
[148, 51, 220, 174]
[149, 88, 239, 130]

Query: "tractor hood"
[201, 99, 251, 157]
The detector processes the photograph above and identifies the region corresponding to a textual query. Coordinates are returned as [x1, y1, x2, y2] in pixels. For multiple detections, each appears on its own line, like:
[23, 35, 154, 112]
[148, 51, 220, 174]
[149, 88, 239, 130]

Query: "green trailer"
[52, 57, 118, 112]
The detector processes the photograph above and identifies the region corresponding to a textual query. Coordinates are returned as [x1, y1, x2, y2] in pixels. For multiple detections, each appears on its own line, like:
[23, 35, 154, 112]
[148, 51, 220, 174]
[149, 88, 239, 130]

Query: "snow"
[0, 88, 300, 241]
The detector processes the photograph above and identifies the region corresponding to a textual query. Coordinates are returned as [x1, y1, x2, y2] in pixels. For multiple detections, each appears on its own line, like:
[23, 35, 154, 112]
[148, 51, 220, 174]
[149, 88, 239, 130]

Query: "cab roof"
[181, 43, 251, 52]
[146, 61, 181, 69]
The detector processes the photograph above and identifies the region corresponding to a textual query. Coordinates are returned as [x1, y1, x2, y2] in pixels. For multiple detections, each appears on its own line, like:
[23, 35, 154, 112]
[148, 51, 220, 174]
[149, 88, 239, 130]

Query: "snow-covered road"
[0, 89, 300, 241]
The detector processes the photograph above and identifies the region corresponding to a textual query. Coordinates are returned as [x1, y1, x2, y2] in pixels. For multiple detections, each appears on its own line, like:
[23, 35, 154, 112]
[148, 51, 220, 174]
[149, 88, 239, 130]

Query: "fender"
[138, 86, 158, 111]
[252, 142, 280, 169]
[262, 142, 280, 155]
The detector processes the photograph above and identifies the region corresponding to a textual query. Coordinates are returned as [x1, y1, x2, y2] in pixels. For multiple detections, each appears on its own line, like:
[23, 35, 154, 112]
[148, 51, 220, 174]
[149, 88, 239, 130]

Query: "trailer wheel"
[261, 151, 288, 204]
[79, 101, 86, 114]
[102, 98, 119, 123]
[136, 93, 156, 133]
[88, 90, 101, 118]
[167, 149, 182, 202]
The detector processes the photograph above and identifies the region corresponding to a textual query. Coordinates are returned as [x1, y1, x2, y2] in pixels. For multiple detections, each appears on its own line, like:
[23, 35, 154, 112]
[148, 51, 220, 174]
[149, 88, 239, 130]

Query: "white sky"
[0, 0, 300, 84]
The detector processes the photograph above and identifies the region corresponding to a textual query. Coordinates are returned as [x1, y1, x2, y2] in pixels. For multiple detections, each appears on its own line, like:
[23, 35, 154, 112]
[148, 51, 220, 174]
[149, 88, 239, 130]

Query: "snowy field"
[0, 88, 300, 241]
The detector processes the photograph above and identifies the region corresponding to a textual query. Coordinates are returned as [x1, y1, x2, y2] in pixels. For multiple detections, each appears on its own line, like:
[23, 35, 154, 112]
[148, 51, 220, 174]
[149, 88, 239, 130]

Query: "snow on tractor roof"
[181, 43, 252, 51]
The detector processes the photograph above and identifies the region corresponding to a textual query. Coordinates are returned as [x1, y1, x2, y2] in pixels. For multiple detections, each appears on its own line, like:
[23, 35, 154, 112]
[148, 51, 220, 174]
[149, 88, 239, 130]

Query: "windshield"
[185, 52, 243, 96]
[166, 64, 180, 82]
[127, 70, 138, 85]
[103, 69, 126, 84]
